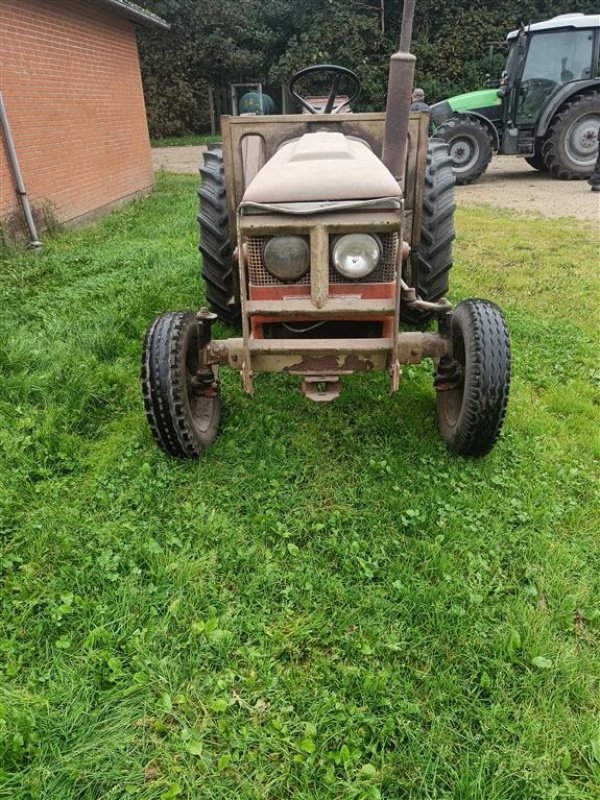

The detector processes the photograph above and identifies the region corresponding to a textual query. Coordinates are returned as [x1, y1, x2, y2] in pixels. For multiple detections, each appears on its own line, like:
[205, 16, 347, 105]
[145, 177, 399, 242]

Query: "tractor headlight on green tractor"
[263, 236, 310, 282]
[332, 234, 381, 280]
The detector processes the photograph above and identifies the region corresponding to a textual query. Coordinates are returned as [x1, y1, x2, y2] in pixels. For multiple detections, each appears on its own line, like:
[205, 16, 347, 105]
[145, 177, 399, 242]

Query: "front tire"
[541, 91, 600, 180]
[141, 312, 221, 459]
[435, 116, 494, 185]
[436, 299, 510, 457]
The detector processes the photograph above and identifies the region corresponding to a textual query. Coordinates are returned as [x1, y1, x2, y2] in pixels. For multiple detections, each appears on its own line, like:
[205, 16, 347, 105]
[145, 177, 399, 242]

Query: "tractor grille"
[246, 233, 398, 287]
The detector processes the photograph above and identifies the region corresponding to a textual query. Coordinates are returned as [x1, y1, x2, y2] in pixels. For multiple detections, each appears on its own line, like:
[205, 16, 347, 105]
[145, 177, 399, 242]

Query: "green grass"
[1, 174, 599, 799]
[150, 135, 221, 148]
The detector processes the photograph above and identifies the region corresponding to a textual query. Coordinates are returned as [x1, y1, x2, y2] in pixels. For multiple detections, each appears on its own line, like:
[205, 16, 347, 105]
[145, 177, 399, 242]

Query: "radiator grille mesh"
[246, 233, 398, 287]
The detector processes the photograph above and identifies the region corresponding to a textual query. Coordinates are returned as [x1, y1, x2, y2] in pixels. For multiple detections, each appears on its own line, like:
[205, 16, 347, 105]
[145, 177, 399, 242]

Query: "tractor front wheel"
[436, 299, 510, 457]
[541, 91, 600, 179]
[141, 312, 221, 459]
[435, 117, 494, 185]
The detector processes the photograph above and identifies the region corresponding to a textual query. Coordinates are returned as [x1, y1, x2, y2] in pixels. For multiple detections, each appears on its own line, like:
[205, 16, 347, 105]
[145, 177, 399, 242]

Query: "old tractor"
[431, 13, 600, 184]
[141, 0, 511, 459]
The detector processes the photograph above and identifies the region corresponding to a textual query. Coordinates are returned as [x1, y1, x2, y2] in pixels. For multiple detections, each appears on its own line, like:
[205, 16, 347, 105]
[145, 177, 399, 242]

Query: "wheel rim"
[438, 336, 466, 429]
[185, 329, 218, 435]
[449, 135, 480, 174]
[565, 113, 600, 167]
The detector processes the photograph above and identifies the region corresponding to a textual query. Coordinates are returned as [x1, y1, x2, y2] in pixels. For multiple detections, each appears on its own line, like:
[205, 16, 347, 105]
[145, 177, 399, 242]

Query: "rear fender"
[535, 79, 600, 137]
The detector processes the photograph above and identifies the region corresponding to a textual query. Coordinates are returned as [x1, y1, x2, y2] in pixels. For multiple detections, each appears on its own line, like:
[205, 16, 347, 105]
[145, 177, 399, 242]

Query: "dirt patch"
[152, 146, 206, 175]
[456, 155, 599, 222]
[152, 147, 599, 223]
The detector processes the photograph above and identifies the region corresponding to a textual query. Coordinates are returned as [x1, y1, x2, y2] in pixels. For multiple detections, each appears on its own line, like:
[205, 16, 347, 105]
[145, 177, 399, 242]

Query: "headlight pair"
[262, 234, 381, 283]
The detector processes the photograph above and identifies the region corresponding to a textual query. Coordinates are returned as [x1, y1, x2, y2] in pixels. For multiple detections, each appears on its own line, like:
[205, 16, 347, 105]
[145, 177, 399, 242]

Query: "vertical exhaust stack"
[381, 0, 417, 188]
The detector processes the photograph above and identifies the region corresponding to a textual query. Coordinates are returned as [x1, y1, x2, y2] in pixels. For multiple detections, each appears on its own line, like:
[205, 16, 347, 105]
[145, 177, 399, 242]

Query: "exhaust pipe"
[381, 0, 417, 188]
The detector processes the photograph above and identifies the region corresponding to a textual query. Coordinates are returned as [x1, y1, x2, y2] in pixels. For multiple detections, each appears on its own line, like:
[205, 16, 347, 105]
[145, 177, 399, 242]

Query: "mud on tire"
[403, 138, 456, 326]
[141, 312, 221, 459]
[198, 145, 241, 327]
[436, 299, 510, 457]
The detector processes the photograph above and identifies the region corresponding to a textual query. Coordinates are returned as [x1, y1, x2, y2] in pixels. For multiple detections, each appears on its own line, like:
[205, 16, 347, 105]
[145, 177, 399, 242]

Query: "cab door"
[515, 28, 596, 126]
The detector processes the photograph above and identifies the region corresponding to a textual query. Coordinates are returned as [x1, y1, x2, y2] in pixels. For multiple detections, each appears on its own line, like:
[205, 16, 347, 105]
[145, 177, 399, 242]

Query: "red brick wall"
[0, 0, 155, 234]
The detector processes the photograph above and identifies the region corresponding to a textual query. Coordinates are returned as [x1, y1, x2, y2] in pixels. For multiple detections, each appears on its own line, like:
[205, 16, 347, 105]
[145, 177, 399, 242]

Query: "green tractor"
[431, 13, 600, 184]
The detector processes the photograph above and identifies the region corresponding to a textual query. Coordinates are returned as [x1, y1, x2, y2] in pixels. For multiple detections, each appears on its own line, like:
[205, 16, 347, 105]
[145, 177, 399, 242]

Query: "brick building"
[0, 0, 168, 240]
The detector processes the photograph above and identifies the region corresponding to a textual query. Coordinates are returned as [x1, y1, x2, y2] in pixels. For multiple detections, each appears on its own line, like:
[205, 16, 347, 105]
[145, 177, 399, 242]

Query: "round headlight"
[332, 234, 381, 280]
[263, 236, 310, 282]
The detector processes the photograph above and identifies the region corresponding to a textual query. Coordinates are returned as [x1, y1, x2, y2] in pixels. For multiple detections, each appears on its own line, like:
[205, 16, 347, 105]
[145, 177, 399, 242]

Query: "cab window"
[517, 29, 595, 123]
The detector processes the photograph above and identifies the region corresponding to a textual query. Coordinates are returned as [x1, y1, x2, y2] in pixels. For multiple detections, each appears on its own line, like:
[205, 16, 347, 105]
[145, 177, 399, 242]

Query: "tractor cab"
[503, 14, 598, 134]
[431, 13, 600, 183]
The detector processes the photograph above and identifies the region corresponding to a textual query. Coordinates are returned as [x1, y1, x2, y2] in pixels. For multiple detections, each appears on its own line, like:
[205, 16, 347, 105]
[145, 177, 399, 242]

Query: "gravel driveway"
[153, 145, 599, 222]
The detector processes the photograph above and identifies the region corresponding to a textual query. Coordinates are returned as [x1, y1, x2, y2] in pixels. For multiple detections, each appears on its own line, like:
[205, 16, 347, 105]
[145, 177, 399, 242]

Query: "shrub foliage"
[139, 0, 598, 137]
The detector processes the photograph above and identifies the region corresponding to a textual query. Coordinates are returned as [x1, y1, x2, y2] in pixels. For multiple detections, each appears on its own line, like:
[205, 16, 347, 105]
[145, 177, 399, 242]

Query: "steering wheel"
[289, 64, 361, 114]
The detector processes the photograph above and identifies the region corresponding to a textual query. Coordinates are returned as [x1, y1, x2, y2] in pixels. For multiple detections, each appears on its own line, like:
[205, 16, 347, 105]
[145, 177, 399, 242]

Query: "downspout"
[0, 93, 43, 250]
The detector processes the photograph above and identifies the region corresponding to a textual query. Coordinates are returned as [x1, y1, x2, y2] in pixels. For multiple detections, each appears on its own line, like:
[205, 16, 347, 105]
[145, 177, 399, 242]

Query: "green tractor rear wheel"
[541, 91, 600, 180]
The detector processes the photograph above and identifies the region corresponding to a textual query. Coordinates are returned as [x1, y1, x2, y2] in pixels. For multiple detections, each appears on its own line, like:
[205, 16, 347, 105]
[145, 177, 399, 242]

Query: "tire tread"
[141, 312, 219, 459]
[438, 299, 511, 457]
[198, 145, 241, 326]
[404, 139, 456, 325]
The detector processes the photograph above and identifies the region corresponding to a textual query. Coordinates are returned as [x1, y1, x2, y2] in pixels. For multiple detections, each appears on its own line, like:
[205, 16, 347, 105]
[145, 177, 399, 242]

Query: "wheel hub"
[566, 114, 600, 167]
[450, 136, 479, 172]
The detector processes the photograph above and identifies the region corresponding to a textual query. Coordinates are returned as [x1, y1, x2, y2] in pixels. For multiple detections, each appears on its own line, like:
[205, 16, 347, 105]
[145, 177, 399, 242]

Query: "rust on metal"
[245, 297, 396, 318]
[238, 210, 402, 236]
[236, 209, 254, 395]
[310, 225, 329, 308]
[283, 353, 378, 375]
[301, 375, 342, 402]
[206, 333, 449, 378]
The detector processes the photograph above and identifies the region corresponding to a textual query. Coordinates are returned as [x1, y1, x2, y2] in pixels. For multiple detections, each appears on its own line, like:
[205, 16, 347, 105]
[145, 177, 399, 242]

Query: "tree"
[138, 0, 600, 137]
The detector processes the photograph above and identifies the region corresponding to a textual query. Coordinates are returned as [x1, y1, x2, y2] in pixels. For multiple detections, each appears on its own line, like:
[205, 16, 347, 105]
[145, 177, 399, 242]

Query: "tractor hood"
[431, 89, 501, 125]
[241, 132, 401, 213]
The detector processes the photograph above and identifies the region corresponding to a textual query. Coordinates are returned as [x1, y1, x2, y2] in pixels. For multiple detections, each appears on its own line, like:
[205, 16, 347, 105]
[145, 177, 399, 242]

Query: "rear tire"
[435, 116, 494, 185]
[541, 91, 600, 179]
[436, 299, 510, 457]
[403, 139, 456, 326]
[198, 145, 241, 327]
[141, 312, 221, 459]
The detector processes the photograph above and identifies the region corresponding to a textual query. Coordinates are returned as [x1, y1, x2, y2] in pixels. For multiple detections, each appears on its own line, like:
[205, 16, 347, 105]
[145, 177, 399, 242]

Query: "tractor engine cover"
[242, 132, 401, 205]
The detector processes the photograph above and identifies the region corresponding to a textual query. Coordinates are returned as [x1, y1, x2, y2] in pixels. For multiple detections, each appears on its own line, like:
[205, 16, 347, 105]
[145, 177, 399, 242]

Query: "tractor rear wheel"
[141, 312, 221, 459]
[403, 138, 456, 326]
[436, 299, 510, 457]
[541, 91, 600, 179]
[435, 116, 494, 185]
[198, 145, 241, 327]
